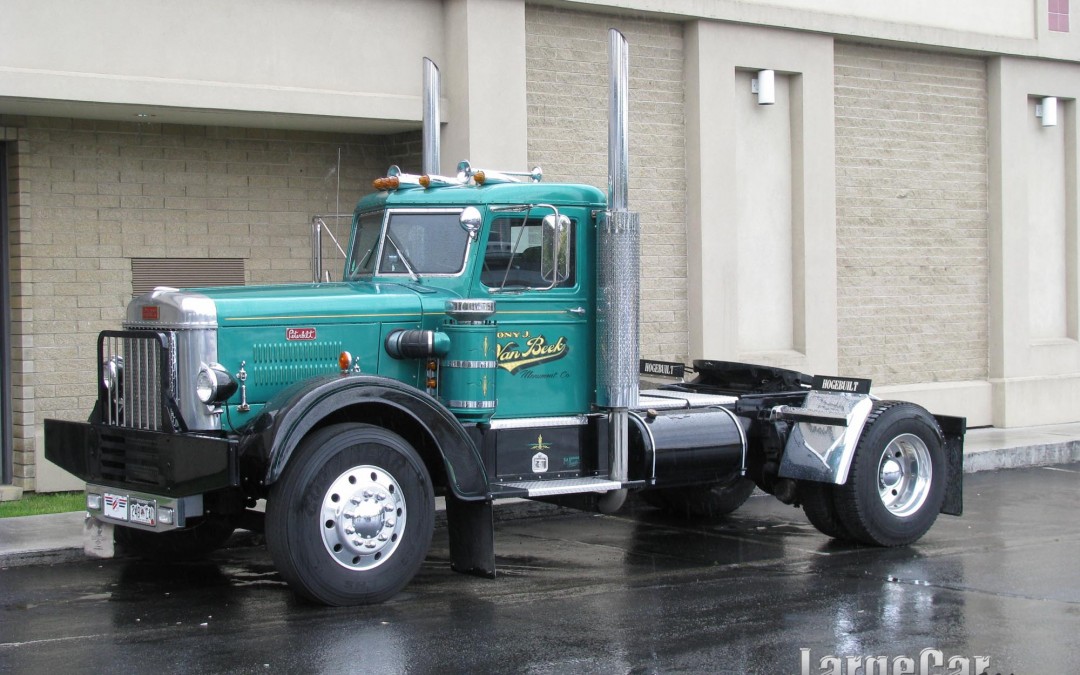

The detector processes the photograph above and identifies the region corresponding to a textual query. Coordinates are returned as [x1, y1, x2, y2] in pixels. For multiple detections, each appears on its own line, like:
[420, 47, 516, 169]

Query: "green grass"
[0, 491, 85, 519]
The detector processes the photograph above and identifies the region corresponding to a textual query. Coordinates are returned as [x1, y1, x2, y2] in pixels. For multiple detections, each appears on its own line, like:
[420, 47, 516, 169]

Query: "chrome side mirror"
[459, 206, 482, 240]
[541, 213, 571, 283]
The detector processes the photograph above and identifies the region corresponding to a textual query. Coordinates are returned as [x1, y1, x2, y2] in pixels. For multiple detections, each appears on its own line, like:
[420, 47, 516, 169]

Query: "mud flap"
[445, 495, 496, 578]
[936, 415, 966, 516]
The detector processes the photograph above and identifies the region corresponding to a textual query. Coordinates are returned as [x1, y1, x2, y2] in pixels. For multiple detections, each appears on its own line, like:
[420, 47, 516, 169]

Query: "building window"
[1050, 0, 1070, 32]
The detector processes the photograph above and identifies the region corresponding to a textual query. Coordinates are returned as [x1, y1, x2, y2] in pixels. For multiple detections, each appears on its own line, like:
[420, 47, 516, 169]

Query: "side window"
[481, 216, 576, 289]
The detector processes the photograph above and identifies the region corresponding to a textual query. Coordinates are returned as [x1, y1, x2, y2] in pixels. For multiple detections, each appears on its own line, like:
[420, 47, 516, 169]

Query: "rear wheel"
[266, 423, 434, 606]
[643, 477, 756, 518]
[834, 402, 945, 546]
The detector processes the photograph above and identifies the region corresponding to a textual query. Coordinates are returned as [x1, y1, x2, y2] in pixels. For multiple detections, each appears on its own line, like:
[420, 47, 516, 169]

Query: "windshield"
[346, 211, 383, 279]
[347, 209, 471, 280]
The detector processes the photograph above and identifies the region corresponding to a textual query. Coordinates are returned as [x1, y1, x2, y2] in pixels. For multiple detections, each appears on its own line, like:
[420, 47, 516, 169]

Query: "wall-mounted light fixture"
[1036, 96, 1058, 127]
[751, 70, 775, 106]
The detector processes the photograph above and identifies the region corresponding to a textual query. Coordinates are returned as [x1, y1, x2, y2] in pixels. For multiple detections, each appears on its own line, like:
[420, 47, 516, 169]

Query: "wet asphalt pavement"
[2, 464, 1078, 674]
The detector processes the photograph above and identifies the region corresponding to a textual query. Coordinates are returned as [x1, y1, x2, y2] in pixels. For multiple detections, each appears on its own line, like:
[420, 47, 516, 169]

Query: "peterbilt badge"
[286, 327, 317, 341]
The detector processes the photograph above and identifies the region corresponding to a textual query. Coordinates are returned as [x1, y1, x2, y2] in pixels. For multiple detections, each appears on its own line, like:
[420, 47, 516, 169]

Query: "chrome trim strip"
[447, 400, 497, 409]
[443, 360, 498, 369]
[487, 415, 589, 430]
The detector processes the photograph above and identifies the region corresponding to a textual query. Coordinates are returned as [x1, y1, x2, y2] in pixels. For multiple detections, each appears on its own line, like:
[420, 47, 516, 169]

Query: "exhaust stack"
[596, 28, 640, 412]
[596, 29, 639, 510]
[422, 58, 441, 175]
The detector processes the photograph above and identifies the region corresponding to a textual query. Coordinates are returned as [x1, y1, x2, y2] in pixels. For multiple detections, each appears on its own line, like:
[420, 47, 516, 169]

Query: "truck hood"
[127, 282, 452, 328]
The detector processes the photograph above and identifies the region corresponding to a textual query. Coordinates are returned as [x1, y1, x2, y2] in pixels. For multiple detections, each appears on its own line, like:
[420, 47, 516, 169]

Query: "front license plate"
[130, 498, 157, 526]
[103, 493, 128, 521]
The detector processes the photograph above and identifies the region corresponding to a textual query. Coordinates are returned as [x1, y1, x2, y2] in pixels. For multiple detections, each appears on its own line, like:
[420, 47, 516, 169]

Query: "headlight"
[102, 356, 124, 392]
[195, 362, 238, 405]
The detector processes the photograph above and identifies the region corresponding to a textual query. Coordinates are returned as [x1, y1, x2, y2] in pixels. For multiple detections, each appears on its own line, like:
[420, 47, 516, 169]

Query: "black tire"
[834, 401, 946, 547]
[114, 515, 236, 562]
[265, 423, 434, 606]
[642, 477, 756, 518]
[798, 481, 853, 541]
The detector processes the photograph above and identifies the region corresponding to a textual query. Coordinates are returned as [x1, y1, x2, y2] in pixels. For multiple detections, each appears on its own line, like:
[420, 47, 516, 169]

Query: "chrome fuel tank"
[629, 407, 747, 486]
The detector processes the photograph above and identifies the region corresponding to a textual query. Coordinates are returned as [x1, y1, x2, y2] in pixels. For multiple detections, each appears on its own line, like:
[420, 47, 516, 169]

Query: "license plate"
[130, 498, 157, 526]
[103, 493, 128, 521]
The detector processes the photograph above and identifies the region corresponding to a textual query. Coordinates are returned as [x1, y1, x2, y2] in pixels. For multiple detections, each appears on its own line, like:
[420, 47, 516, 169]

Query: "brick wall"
[525, 5, 688, 361]
[834, 44, 989, 386]
[3, 116, 413, 488]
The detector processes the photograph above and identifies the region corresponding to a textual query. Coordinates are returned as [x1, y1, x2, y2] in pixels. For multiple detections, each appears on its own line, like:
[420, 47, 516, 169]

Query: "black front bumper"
[44, 419, 239, 497]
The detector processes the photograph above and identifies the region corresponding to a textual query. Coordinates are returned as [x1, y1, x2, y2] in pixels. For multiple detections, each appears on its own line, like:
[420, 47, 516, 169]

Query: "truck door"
[475, 207, 593, 418]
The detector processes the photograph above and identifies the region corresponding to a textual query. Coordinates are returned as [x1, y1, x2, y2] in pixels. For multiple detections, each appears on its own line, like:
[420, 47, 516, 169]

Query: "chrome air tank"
[441, 299, 497, 421]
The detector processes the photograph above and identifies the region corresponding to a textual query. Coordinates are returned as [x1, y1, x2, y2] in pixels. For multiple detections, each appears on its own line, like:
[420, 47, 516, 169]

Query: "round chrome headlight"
[195, 362, 237, 406]
[102, 356, 124, 392]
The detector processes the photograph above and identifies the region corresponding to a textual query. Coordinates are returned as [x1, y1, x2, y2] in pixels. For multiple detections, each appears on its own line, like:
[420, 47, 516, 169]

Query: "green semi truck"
[45, 31, 963, 606]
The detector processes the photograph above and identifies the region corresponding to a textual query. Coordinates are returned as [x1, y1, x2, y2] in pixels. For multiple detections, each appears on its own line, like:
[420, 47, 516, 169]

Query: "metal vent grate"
[131, 258, 245, 297]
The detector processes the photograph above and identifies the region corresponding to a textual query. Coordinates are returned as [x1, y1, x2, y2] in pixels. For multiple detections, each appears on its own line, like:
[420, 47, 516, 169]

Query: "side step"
[493, 477, 622, 498]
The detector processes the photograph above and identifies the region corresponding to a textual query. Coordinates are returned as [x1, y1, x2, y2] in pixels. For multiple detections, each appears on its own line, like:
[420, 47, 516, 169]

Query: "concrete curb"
[966, 441, 1080, 472]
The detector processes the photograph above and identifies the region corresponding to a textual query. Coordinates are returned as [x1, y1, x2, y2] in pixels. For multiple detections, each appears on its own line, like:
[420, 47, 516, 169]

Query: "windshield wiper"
[384, 232, 420, 282]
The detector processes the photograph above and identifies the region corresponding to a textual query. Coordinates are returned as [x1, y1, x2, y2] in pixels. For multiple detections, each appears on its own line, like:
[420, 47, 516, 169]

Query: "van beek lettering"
[496, 335, 568, 374]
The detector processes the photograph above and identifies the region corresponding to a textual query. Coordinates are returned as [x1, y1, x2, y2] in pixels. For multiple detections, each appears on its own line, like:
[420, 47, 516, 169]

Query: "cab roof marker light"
[419, 174, 467, 189]
[372, 165, 425, 191]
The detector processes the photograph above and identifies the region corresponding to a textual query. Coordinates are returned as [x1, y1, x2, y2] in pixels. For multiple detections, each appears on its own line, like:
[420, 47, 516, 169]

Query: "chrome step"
[493, 477, 622, 497]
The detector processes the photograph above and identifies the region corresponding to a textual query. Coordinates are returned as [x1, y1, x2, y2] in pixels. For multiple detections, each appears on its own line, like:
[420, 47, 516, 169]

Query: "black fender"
[239, 374, 489, 501]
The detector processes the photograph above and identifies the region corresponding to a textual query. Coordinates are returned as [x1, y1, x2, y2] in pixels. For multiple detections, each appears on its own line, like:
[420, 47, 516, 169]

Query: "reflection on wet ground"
[2, 464, 1077, 673]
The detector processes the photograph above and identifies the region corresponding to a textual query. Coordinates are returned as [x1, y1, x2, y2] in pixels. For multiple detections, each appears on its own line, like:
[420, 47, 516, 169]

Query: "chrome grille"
[98, 330, 174, 431]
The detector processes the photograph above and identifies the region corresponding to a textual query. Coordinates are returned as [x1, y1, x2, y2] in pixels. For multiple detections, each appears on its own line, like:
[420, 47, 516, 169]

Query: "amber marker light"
[372, 176, 400, 191]
[338, 351, 354, 373]
[419, 175, 431, 188]
[472, 170, 486, 185]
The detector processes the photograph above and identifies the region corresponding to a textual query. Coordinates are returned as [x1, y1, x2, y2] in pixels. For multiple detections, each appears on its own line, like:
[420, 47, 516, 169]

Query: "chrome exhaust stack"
[422, 57, 441, 176]
[597, 28, 639, 512]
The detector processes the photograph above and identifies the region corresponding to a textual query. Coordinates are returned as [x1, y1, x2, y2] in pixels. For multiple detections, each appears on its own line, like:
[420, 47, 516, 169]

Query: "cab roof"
[355, 181, 607, 214]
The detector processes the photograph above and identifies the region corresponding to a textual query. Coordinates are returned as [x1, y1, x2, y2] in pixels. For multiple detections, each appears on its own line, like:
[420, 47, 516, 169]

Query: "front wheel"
[834, 401, 946, 546]
[265, 423, 435, 606]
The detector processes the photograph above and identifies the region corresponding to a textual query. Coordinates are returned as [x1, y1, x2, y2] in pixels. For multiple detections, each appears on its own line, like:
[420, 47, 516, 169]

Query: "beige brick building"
[3, 0, 1079, 490]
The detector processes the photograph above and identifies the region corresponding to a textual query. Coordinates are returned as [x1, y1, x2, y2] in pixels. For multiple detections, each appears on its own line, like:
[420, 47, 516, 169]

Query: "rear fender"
[240, 374, 488, 501]
[776, 392, 875, 485]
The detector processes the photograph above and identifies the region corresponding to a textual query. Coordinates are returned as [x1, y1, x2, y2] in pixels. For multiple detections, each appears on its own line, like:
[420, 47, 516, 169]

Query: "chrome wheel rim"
[877, 433, 932, 517]
[321, 465, 407, 570]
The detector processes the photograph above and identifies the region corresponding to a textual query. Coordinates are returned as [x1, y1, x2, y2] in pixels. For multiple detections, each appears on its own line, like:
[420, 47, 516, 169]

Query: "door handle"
[567, 307, 586, 316]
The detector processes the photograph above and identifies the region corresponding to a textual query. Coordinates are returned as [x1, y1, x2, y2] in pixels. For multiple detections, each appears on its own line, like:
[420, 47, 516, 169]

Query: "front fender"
[239, 374, 489, 500]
